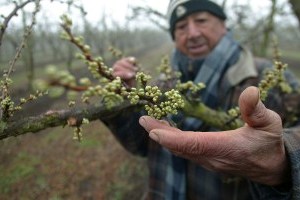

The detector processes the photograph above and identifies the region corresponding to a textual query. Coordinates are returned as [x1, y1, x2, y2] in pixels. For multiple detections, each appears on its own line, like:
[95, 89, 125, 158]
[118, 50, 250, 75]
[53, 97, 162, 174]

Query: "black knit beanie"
[167, 0, 227, 39]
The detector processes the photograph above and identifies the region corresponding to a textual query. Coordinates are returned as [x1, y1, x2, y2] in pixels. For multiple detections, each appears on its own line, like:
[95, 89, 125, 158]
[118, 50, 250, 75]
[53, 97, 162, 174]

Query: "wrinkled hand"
[139, 86, 290, 186]
[112, 57, 138, 87]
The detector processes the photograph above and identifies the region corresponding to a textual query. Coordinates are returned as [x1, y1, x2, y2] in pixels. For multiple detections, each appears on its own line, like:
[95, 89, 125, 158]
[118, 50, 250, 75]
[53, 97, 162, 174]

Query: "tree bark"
[0, 101, 134, 140]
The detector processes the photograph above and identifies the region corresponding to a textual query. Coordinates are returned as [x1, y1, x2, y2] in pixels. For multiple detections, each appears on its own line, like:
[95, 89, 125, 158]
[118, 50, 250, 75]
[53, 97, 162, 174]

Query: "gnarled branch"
[0, 101, 133, 140]
[0, 97, 244, 140]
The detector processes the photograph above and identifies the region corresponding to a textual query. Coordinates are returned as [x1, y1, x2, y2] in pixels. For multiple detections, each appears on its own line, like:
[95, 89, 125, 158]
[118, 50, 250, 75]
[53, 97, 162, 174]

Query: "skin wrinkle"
[177, 131, 228, 157]
[169, 119, 285, 185]
[234, 128, 283, 159]
[250, 108, 283, 133]
[205, 144, 286, 186]
[228, 130, 287, 185]
[181, 132, 209, 156]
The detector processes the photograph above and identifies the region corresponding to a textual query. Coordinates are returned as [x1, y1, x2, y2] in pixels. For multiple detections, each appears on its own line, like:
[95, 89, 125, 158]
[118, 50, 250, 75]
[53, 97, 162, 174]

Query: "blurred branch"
[52, 0, 87, 15]
[127, 5, 168, 31]
[0, 0, 41, 120]
[289, 0, 300, 28]
[1, 0, 41, 78]
[221, 0, 228, 8]
[0, 0, 35, 46]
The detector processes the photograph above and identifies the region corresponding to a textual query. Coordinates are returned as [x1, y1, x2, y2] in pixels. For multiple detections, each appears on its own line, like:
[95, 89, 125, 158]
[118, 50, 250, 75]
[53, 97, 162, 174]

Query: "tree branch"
[0, 100, 134, 140]
[0, 96, 244, 140]
[128, 6, 168, 31]
[182, 98, 244, 130]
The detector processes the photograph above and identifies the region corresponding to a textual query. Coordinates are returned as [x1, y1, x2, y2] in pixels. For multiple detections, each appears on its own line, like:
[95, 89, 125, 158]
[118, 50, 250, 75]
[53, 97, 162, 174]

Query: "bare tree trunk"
[260, 0, 277, 57]
[289, 0, 300, 27]
[26, 35, 35, 91]
[21, 8, 35, 91]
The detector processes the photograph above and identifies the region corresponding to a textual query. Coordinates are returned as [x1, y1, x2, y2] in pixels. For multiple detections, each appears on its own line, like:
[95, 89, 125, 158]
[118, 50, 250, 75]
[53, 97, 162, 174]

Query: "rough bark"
[0, 101, 133, 140]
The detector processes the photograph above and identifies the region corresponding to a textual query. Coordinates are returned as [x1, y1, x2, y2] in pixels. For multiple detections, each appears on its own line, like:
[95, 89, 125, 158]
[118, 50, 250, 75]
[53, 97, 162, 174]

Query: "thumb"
[239, 86, 282, 132]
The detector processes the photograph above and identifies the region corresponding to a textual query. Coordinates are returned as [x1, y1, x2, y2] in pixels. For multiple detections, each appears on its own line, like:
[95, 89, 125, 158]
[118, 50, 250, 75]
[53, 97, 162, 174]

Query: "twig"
[0, 0, 41, 120]
[6, 0, 41, 78]
[0, 0, 35, 46]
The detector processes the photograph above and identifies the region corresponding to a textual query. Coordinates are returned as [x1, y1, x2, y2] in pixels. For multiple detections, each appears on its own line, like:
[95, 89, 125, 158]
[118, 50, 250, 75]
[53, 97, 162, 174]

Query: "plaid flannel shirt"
[103, 47, 300, 200]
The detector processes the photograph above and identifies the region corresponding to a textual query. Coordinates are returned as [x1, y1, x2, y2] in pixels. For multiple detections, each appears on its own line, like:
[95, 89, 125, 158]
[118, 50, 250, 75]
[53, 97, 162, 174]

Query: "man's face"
[174, 12, 227, 59]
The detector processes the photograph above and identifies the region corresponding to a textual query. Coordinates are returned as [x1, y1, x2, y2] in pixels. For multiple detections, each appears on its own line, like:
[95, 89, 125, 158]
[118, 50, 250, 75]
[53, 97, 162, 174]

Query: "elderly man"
[105, 0, 300, 199]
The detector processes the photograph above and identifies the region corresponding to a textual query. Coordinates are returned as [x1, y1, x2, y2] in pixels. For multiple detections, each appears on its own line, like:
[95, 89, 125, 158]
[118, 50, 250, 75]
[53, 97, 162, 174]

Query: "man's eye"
[176, 24, 186, 30]
[196, 18, 207, 23]
[197, 19, 207, 24]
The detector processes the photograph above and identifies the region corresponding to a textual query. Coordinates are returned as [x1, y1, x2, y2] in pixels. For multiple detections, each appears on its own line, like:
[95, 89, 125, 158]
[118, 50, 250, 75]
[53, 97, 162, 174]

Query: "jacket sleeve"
[102, 109, 149, 157]
[284, 127, 300, 199]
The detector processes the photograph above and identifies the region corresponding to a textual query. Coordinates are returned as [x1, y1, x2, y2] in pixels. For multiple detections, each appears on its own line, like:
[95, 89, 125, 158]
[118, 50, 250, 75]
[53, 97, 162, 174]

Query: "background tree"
[289, 0, 300, 26]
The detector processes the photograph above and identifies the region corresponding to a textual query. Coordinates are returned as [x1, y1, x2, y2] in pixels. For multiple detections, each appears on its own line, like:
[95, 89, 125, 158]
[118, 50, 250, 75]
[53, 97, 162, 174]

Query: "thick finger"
[113, 70, 135, 80]
[112, 58, 138, 79]
[128, 56, 137, 65]
[239, 86, 282, 131]
[148, 128, 233, 157]
[113, 57, 138, 71]
[139, 116, 175, 133]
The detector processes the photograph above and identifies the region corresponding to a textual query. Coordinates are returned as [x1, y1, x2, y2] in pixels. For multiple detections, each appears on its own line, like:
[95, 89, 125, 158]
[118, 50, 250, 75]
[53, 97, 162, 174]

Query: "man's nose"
[187, 22, 201, 39]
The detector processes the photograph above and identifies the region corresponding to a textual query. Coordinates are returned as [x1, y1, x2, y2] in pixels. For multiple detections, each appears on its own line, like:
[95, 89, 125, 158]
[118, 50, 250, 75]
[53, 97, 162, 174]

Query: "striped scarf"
[164, 32, 241, 199]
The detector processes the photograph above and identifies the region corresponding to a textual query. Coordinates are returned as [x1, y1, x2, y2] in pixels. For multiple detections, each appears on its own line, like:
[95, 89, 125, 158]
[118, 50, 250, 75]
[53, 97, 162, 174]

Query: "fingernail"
[149, 131, 160, 143]
[139, 117, 147, 128]
[128, 56, 136, 64]
[127, 72, 134, 78]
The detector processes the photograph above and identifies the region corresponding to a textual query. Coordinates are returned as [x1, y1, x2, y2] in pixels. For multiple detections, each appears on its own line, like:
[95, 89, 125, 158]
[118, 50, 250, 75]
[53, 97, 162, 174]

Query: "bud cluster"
[0, 90, 46, 120]
[144, 89, 184, 119]
[136, 72, 151, 84]
[81, 77, 124, 108]
[176, 81, 206, 94]
[157, 56, 181, 81]
[258, 37, 293, 101]
[227, 107, 240, 118]
[109, 46, 123, 59]
[259, 61, 290, 101]
[127, 83, 184, 119]
[73, 127, 83, 142]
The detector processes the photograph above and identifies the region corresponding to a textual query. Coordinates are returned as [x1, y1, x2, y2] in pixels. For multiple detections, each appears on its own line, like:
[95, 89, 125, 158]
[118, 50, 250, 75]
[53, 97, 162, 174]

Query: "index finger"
[139, 116, 176, 133]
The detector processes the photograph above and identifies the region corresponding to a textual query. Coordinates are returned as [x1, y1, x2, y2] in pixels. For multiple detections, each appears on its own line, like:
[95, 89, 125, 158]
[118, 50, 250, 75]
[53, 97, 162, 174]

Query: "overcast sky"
[0, 0, 297, 29]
